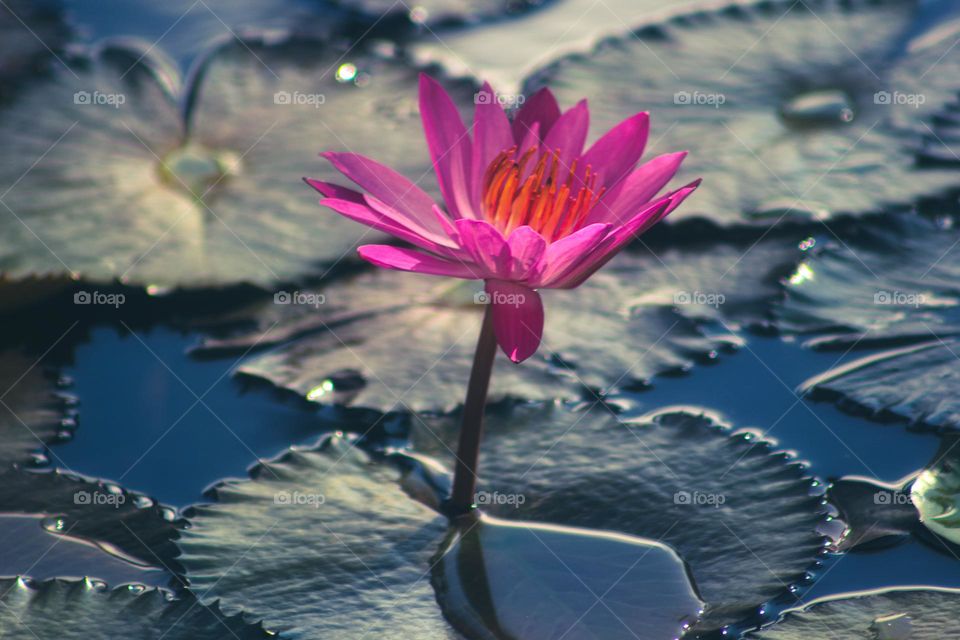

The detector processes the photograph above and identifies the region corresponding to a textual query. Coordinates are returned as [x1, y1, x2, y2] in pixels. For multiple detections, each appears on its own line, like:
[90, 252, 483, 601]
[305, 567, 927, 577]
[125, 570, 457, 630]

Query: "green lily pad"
[433, 514, 703, 640]
[411, 0, 702, 94]
[0, 469, 184, 575]
[525, 0, 960, 225]
[0, 350, 67, 467]
[912, 443, 960, 546]
[195, 238, 796, 413]
[0, 578, 270, 639]
[0, 0, 68, 95]
[0, 35, 466, 288]
[780, 214, 960, 430]
[748, 588, 960, 639]
[415, 405, 834, 631]
[179, 435, 457, 638]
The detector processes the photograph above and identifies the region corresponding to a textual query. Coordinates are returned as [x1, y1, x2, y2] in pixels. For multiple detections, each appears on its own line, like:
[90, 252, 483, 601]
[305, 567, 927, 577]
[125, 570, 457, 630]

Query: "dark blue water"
[52, 325, 328, 507]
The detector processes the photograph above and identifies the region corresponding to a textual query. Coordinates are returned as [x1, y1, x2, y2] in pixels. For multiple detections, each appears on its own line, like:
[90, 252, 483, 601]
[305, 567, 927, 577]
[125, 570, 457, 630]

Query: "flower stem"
[448, 303, 497, 516]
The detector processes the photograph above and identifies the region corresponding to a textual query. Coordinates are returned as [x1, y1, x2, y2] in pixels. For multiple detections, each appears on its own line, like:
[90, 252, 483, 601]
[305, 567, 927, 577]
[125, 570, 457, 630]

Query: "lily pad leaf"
[179, 435, 458, 638]
[0, 350, 68, 467]
[912, 440, 960, 546]
[827, 476, 919, 551]
[0, 469, 184, 575]
[780, 214, 960, 430]
[0, 0, 68, 95]
[524, 0, 960, 225]
[0, 578, 270, 639]
[747, 588, 960, 639]
[195, 238, 797, 413]
[414, 404, 835, 631]
[0, 35, 466, 288]
[433, 514, 703, 640]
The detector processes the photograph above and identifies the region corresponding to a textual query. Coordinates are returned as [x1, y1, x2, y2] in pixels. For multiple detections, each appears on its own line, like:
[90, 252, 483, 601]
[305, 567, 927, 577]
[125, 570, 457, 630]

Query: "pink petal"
[419, 74, 475, 219]
[304, 177, 365, 203]
[471, 82, 513, 207]
[586, 151, 688, 225]
[320, 198, 457, 256]
[358, 245, 482, 279]
[542, 99, 589, 185]
[512, 86, 561, 143]
[581, 112, 649, 190]
[364, 194, 459, 249]
[536, 223, 614, 288]
[455, 219, 511, 278]
[486, 280, 544, 363]
[320, 152, 443, 233]
[506, 225, 547, 281]
[557, 181, 700, 289]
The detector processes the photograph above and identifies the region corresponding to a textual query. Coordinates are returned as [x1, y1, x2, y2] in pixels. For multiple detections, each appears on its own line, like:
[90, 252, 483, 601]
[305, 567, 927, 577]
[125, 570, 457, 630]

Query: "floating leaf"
[524, 0, 960, 225]
[411, 0, 702, 94]
[781, 214, 960, 429]
[0, 350, 66, 467]
[0, 469, 183, 574]
[0, 35, 467, 288]
[0, 514, 167, 587]
[912, 441, 960, 546]
[0, 578, 270, 639]
[0, 0, 68, 95]
[828, 475, 919, 551]
[195, 238, 796, 413]
[433, 514, 703, 640]
[179, 435, 457, 638]
[415, 405, 833, 630]
[748, 588, 960, 639]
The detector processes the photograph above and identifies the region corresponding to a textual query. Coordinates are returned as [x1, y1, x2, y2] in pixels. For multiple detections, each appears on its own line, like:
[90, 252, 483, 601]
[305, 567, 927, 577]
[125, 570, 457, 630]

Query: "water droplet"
[335, 63, 358, 84]
[42, 516, 66, 533]
[779, 89, 856, 126]
[799, 237, 816, 251]
[789, 263, 816, 286]
[133, 495, 154, 509]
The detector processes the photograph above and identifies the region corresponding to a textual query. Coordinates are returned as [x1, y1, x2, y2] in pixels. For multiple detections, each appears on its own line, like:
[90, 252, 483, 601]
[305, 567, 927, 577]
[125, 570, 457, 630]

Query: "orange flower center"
[481, 146, 605, 241]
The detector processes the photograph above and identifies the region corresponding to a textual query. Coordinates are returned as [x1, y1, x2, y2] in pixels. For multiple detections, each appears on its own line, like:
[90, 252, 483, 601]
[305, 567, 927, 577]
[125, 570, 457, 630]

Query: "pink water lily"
[306, 74, 699, 364]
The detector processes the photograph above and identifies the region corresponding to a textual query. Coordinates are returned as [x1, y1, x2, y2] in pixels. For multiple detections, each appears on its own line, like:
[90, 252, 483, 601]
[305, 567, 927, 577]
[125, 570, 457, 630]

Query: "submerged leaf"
[415, 404, 833, 630]
[780, 214, 960, 429]
[0, 35, 465, 288]
[0, 578, 270, 639]
[748, 588, 960, 639]
[196, 238, 795, 413]
[525, 0, 960, 225]
[433, 514, 703, 640]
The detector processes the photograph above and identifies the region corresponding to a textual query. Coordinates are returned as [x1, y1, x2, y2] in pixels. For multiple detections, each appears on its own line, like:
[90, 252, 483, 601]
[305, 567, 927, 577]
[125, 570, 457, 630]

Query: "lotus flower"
[306, 74, 699, 363]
